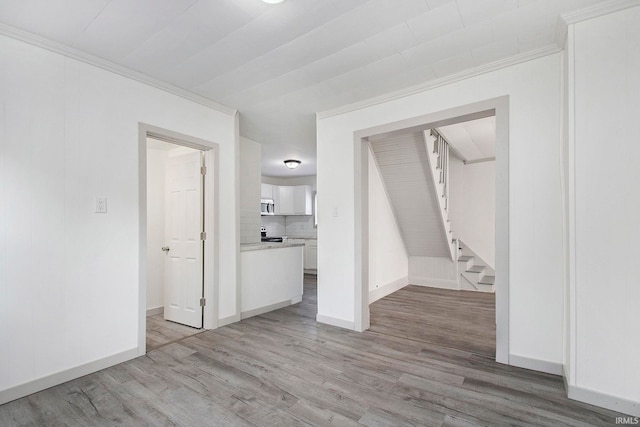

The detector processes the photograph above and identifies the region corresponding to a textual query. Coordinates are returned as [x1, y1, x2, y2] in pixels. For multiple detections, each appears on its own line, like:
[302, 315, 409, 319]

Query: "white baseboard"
[218, 314, 240, 327]
[146, 306, 163, 317]
[316, 314, 355, 331]
[291, 295, 302, 304]
[0, 348, 138, 405]
[567, 384, 640, 417]
[509, 353, 563, 376]
[369, 276, 408, 303]
[409, 276, 459, 290]
[562, 364, 640, 416]
[241, 299, 293, 320]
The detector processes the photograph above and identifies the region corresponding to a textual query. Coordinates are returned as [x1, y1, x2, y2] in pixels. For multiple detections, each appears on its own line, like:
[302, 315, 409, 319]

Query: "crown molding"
[0, 23, 237, 116]
[557, 0, 640, 47]
[317, 45, 561, 120]
[562, 0, 640, 25]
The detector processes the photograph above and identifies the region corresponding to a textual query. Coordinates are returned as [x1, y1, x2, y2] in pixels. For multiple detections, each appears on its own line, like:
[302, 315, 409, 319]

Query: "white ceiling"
[0, 0, 605, 176]
[438, 116, 496, 162]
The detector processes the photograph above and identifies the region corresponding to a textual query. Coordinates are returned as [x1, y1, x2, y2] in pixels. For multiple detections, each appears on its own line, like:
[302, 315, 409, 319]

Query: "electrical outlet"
[95, 197, 107, 213]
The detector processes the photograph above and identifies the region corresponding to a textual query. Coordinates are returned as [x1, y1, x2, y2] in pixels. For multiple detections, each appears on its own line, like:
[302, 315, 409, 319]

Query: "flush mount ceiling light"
[262, 0, 284, 3]
[284, 159, 301, 169]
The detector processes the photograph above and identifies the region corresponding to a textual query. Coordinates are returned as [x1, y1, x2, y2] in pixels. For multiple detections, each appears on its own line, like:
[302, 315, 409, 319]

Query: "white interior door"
[164, 150, 203, 328]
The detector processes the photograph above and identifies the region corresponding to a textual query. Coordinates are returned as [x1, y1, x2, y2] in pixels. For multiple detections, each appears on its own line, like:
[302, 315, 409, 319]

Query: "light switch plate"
[95, 197, 107, 213]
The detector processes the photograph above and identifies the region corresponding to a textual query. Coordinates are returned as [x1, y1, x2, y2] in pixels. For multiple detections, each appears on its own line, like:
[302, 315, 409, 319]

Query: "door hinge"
[201, 166, 207, 175]
[199, 297, 206, 307]
[200, 231, 206, 240]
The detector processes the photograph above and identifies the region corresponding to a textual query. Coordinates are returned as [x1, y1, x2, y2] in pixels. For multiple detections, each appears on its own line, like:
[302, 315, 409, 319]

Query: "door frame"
[353, 96, 510, 364]
[137, 123, 220, 356]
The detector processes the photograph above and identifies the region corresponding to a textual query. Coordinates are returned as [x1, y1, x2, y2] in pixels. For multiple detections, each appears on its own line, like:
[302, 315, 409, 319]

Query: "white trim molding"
[0, 23, 236, 116]
[510, 354, 563, 376]
[240, 298, 301, 320]
[369, 277, 409, 304]
[567, 385, 640, 417]
[556, 0, 640, 48]
[318, 46, 559, 120]
[0, 348, 138, 406]
[218, 314, 241, 328]
[146, 306, 164, 317]
[316, 314, 356, 331]
[409, 277, 459, 291]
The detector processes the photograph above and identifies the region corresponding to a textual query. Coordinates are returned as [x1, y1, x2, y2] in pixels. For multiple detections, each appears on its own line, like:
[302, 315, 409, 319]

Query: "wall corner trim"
[0, 348, 138, 406]
[567, 384, 640, 417]
[316, 314, 356, 331]
[509, 354, 563, 376]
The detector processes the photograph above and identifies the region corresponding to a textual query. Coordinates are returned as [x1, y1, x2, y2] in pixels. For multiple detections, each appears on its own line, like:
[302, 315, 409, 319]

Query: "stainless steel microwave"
[261, 199, 275, 215]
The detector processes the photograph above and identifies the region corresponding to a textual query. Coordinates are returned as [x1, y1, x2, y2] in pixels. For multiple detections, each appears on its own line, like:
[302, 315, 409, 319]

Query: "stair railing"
[424, 129, 456, 261]
[431, 129, 449, 211]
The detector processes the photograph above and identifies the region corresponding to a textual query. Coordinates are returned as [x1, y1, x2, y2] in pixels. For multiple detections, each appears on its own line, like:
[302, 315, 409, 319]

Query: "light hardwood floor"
[0, 277, 624, 426]
[370, 285, 496, 358]
[146, 313, 204, 352]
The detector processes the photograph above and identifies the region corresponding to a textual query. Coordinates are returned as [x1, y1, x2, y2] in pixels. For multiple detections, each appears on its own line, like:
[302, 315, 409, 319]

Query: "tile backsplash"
[261, 215, 316, 238]
[284, 215, 317, 238]
[261, 216, 285, 237]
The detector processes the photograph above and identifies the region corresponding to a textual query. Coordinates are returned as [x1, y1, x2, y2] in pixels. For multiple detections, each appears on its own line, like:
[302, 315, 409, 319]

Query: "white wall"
[317, 53, 564, 366]
[146, 143, 167, 312]
[408, 256, 457, 289]
[567, 6, 640, 412]
[0, 34, 238, 403]
[368, 148, 408, 301]
[449, 156, 495, 268]
[240, 138, 261, 244]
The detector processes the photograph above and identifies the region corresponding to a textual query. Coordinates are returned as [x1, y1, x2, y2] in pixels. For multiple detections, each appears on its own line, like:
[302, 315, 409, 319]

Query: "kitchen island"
[240, 241, 304, 319]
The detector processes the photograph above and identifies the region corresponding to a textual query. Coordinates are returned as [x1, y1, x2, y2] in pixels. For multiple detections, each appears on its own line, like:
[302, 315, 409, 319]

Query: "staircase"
[423, 130, 456, 260]
[369, 128, 495, 293]
[457, 241, 495, 292]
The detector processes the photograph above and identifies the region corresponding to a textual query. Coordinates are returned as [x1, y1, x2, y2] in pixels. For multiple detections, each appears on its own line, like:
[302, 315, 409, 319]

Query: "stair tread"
[479, 275, 495, 285]
[466, 265, 485, 273]
[458, 256, 473, 262]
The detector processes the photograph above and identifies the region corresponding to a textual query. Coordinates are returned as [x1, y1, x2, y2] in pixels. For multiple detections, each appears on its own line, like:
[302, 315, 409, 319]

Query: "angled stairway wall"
[369, 131, 451, 258]
[367, 147, 408, 303]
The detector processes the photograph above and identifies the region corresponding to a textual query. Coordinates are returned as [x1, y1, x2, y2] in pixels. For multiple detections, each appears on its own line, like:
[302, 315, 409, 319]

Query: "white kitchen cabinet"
[286, 239, 317, 272]
[274, 185, 312, 215]
[261, 183, 274, 200]
[304, 239, 317, 270]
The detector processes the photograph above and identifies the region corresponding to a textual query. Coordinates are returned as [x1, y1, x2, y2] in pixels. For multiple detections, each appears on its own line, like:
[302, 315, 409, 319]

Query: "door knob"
[161, 246, 170, 252]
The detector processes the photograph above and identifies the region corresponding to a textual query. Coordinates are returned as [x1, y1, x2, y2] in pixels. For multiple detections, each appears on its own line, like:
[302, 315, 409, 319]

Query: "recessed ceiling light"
[284, 159, 301, 169]
[262, 0, 284, 3]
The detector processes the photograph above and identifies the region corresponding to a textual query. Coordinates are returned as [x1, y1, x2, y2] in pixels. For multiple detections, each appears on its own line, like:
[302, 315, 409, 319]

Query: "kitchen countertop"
[240, 242, 305, 252]
[283, 236, 317, 240]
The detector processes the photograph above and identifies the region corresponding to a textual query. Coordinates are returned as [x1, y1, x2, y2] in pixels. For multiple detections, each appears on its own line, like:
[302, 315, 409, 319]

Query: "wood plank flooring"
[146, 314, 204, 351]
[0, 277, 625, 426]
[370, 286, 496, 358]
